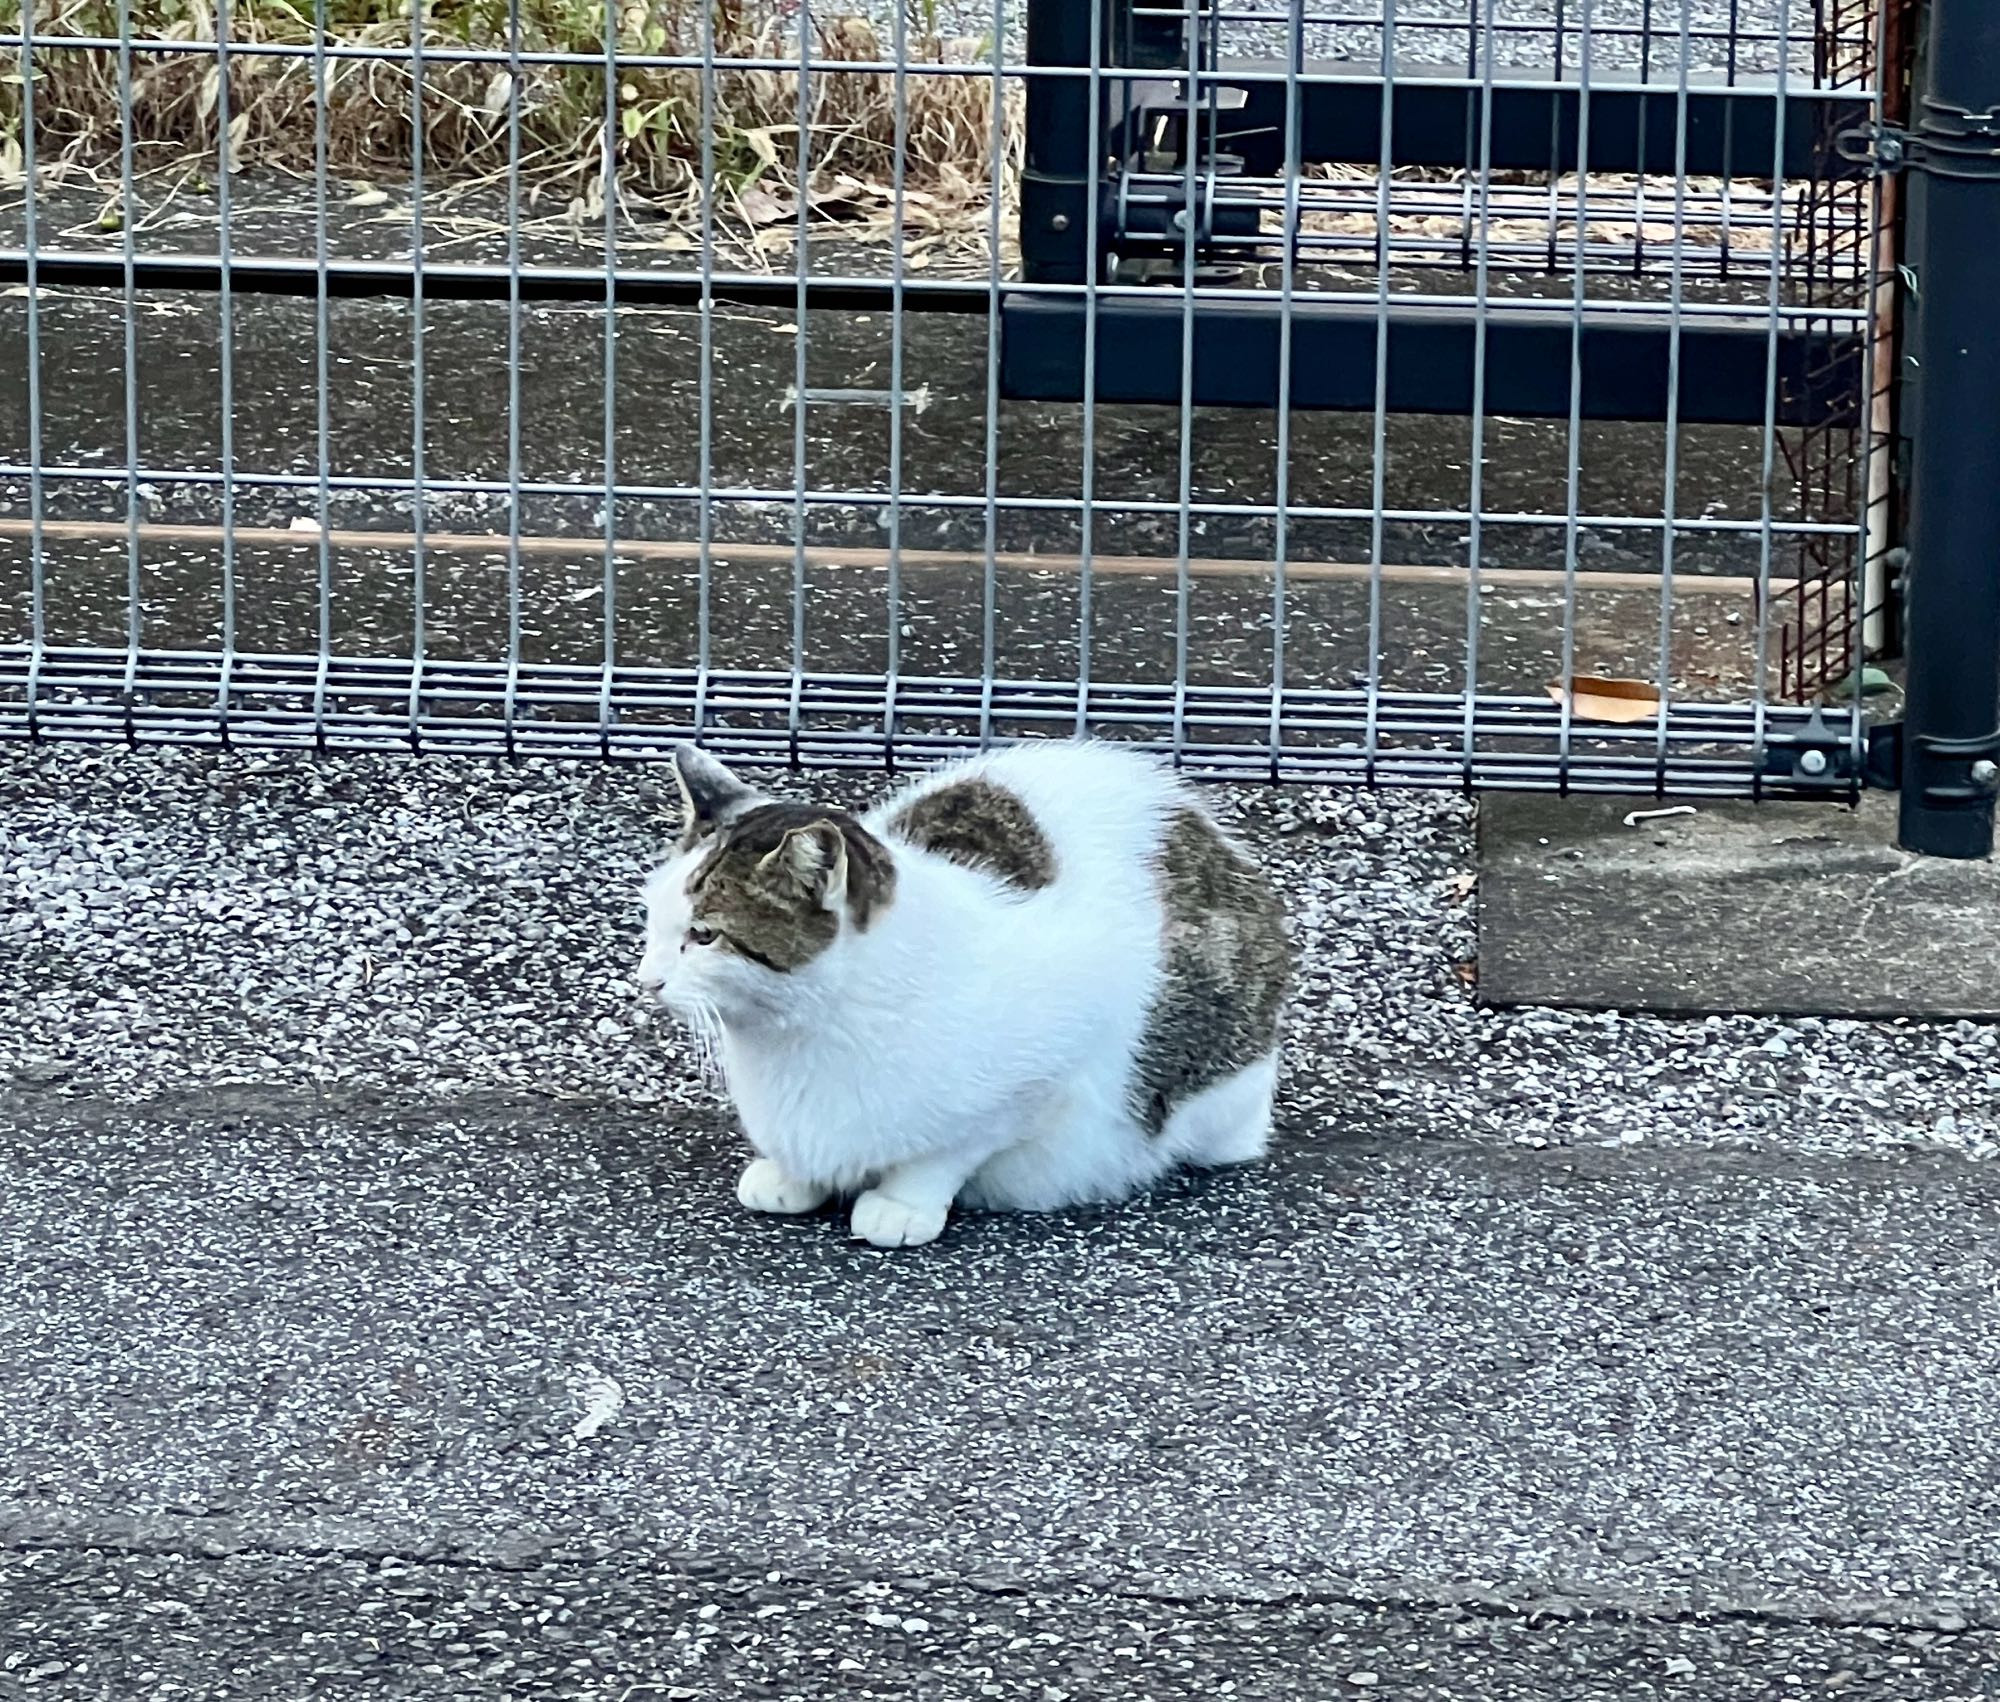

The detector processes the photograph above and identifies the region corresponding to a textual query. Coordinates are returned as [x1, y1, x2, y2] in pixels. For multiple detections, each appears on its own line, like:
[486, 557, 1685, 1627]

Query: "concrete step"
[1478, 792, 2000, 1020]
[3, 1087, 1997, 1698]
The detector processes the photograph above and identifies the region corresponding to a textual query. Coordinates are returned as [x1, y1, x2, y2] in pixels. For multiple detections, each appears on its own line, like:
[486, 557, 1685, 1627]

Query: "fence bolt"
[1895, 0, 2000, 857]
[1800, 749, 1831, 778]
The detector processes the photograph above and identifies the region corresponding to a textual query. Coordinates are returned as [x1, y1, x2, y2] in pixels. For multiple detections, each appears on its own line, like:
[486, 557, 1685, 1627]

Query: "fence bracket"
[1859, 722, 1907, 792]
[1837, 116, 2000, 179]
[1759, 707, 1864, 791]
[1907, 729, 2000, 804]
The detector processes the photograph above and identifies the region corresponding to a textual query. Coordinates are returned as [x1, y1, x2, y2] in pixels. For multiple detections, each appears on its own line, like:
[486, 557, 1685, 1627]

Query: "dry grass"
[2, 1, 1018, 242]
[1292, 164, 1819, 262]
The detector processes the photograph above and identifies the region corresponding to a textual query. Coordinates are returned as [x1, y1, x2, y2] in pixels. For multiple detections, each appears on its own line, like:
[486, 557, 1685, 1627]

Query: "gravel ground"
[913, 0, 1806, 76]
[1, 742, 1990, 1161]
[4, 1547, 1996, 1702]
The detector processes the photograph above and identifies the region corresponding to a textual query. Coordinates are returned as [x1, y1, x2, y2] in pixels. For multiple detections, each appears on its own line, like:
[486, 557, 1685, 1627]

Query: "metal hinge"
[1868, 722, 2000, 801]
[1769, 721, 1932, 794]
[1835, 122, 1910, 173]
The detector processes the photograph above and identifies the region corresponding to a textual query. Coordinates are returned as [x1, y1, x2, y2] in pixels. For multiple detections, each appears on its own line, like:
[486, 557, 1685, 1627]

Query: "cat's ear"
[671, 743, 753, 832]
[759, 821, 849, 910]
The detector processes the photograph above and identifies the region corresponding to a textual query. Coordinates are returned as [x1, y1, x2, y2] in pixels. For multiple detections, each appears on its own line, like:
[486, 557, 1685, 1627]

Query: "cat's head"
[637, 746, 897, 1027]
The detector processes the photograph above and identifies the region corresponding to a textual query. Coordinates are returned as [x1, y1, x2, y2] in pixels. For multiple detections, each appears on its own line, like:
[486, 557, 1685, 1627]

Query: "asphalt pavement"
[2, 1090, 1998, 1699]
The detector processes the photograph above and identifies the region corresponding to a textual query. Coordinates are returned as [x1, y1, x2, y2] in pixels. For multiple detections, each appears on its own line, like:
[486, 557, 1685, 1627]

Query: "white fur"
[638, 741, 1281, 1247]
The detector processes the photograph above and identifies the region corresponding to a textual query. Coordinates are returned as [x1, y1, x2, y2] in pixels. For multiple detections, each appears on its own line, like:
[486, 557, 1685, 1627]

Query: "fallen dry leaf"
[736, 185, 797, 227]
[1547, 675, 1661, 725]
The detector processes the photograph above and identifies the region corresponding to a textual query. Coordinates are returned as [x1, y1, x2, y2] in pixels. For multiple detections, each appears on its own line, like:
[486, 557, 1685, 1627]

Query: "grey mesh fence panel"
[0, 1, 1899, 793]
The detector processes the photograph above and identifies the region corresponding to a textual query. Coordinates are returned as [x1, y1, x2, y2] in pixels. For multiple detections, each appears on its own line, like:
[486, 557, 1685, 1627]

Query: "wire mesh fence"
[0, 0, 1904, 792]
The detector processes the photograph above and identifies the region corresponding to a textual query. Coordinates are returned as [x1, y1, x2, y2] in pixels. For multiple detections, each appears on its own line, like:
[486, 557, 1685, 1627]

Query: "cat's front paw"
[737, 1158, 832, 1216]
[849, 1189, 950, 1249]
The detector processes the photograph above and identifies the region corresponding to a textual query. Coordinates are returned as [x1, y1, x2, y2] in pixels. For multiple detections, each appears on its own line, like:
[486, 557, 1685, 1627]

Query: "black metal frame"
[1224, 61, 1863, 181]
[1000, 293, 1857, 427]
[1006, 0, 1877, 428]
[0, 261, 1860, 433]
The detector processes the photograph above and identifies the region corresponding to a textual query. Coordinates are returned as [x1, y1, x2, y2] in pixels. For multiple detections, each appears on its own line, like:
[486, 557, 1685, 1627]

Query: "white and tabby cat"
[637, 740, 1290, 1248]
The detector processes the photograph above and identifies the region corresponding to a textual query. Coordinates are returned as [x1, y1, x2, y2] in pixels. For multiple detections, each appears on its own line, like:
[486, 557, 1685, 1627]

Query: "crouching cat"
[637, 740, 1291, 1249]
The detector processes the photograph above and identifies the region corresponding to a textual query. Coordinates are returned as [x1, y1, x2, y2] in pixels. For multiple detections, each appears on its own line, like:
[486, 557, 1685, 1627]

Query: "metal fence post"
[1897, 1, 2000, 857]
[1020, 0, 1113, 283]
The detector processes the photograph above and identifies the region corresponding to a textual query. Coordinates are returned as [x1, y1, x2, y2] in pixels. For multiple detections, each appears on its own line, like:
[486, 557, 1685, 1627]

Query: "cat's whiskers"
[681, 995, 728, 1091]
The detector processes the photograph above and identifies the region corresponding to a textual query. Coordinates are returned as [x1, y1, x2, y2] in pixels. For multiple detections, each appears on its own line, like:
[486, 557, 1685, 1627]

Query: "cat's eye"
[685, 924, 719, 948]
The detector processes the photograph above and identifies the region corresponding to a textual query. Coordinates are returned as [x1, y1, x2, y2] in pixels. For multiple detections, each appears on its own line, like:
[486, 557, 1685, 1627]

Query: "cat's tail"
[1157, 1048, 1280, 1168]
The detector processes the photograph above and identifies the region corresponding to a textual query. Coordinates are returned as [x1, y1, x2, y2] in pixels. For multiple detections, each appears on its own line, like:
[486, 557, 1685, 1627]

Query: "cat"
[637, 739, 1291, 1248]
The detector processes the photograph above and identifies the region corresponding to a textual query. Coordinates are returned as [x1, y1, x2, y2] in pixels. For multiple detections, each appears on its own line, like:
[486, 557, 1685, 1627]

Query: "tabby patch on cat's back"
[1130, 807, 1290, 1136]
[637, 739, 1292, 1250]
[885, 777, 1057, 892]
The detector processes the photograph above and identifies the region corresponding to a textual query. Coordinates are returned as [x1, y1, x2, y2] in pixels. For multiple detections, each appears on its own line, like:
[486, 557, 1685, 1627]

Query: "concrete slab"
[1478, 792, 2000, 1019]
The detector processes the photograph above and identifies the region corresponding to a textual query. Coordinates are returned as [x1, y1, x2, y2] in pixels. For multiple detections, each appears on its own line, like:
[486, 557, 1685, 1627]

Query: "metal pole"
[1898, 0, 2000, 857]
[1021, 0, 1110, 283]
